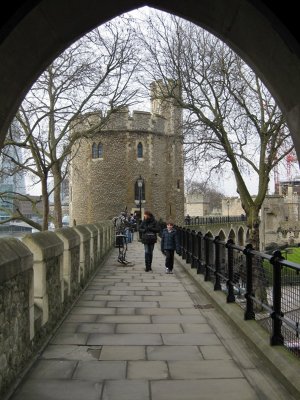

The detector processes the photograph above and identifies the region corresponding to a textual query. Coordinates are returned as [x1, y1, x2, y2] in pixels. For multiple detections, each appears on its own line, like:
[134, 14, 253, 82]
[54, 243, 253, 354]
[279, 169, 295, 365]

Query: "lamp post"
[137, 175, 143, 219]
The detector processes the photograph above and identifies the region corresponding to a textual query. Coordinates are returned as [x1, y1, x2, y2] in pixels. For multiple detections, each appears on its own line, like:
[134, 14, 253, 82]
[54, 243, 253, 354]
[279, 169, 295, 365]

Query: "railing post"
[197, 231, 204, 274]
[204, 234, 211, 281]
[191, 230, 197, 268]
[182, 228, 187, 260]
[186, 229, 191, 264]
[177, 227, 183, 257]
[226, 239, 235, 303]
[270, 250, 284, 346]
[243, 244, 255, 320]
[214, 236, 222, 290]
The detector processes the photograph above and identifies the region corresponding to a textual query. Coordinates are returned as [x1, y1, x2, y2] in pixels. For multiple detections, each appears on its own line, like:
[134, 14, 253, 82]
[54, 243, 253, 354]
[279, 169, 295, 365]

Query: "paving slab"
[100, 346, 146, 360]
[96, 315, 150, 323]
[116, 323, 182, 334]
[102, 380, 149, 400]
[161, 333, 222, 346]
[25, 359, 77, 380]
[127, 360, 168, 379]
[42, 345, 102, 361]
[147, 345, 203, 361]
[150, 379, 257, 400]
[87, 332, 163, 346]
[11, 380, 103, 400]
[168, 360, 244, 379]
[73, 360, 126, 381]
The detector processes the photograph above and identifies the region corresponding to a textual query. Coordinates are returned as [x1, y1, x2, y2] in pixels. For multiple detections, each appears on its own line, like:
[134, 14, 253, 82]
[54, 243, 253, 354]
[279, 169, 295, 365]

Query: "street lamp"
[137, 175, 143, 220]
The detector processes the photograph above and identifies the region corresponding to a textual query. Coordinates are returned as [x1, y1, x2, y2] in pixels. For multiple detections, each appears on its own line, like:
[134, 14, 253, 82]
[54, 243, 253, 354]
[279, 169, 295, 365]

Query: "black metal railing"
[177, 226, 300, 357]
[184, 215, 246, 226]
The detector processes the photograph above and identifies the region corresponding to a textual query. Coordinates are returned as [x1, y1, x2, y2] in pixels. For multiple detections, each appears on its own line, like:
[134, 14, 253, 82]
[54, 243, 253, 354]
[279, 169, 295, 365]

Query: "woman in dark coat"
[139, 210, 160, 272]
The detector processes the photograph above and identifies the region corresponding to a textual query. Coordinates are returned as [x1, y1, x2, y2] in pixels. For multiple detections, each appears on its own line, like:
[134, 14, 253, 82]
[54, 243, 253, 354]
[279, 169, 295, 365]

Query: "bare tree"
[136, 10, 293, 249]
[1, 18, 140, 230]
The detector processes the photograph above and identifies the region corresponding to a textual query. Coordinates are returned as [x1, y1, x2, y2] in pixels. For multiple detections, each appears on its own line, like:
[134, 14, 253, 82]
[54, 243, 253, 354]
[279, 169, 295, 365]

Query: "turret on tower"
[150, 80, 182, 136]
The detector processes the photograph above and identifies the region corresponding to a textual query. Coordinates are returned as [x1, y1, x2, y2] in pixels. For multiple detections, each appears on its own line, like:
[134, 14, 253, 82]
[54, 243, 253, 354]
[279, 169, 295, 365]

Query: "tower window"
[98, 143, 103, 158]
[92, 143, 97, 159]
[177, 179, 180, 189]
[137, 142, 143, 158]
[92, 142, 103, 159]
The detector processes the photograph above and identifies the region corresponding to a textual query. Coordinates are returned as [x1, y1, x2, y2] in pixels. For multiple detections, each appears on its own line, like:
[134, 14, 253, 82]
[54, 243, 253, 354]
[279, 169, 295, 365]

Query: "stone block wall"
[0, 238, 33, 397]
[55, 227, 81, 298]
[0, 221, 113, 398]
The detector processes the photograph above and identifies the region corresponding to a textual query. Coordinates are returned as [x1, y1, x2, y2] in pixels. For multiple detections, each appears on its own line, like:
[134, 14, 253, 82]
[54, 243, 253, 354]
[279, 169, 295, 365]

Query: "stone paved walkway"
[10, 238, 297, 400]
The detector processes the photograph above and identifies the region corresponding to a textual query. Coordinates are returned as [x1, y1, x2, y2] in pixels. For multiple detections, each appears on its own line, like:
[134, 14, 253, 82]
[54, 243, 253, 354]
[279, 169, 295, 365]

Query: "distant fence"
[177, 226, 300, 357]
[184, 215, 245, 225]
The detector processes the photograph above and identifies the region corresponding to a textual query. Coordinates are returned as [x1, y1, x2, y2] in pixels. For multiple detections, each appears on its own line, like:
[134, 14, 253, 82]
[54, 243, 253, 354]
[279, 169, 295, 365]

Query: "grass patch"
[282, 247, 300, 264]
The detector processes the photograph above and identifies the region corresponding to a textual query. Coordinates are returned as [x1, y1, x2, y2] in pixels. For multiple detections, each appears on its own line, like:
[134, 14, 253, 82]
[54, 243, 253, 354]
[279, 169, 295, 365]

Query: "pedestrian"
[139, 210, 160, 272]
[161, 220, 180, 274]
[129, 213, 136, 241]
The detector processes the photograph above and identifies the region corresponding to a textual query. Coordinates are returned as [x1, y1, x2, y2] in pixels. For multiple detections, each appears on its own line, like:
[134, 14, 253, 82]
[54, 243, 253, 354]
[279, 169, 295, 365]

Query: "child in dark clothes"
[161, 221, 180, 274]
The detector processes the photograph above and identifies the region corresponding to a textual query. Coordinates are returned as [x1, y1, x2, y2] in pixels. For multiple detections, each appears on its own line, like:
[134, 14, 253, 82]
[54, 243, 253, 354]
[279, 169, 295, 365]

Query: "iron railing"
[177, 226, 300, 357]
[184, 215, 245, 226]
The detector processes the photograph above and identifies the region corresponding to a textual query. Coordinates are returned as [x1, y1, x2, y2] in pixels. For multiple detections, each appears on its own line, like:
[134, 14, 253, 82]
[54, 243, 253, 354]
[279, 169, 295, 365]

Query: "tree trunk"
[41, 178, 49, 231]
[246, 207, 260, 250]
[52, 163, 63, 229]
[246, 207, 268, 311]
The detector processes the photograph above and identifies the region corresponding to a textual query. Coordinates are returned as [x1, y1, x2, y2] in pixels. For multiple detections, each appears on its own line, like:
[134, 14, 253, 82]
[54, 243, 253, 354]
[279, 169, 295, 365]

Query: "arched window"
[137, 142, 143, 158]
[98, 143, 103, 158]
[92, 143, 97, 159]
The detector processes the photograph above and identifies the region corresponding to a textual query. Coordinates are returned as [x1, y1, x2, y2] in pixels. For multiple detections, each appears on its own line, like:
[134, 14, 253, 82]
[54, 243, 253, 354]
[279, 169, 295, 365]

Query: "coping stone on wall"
[55, 227, 80, 249]
[85, 224, 98, 237]
[22, 231, 64, 262]
[73, 225, 91, 241]
[0, 237, 33, 283]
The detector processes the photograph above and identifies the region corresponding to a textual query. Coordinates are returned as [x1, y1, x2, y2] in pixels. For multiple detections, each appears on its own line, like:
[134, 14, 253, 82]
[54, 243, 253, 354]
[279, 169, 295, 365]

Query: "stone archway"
[228, 228, 236, 241]
[237, 226, 245, 246]
[1, 0, 300, 158]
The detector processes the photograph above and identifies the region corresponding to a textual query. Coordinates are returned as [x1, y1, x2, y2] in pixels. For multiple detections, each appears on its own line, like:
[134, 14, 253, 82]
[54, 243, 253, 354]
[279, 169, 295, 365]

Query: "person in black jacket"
[139, 210, 160, 272]
[161, 221, 180, 274]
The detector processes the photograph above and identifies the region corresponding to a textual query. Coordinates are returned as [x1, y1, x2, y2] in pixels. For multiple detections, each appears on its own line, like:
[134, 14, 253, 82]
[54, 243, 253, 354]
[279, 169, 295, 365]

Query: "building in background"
[184, 194, 210, 217]
[261, 177, 300, 250]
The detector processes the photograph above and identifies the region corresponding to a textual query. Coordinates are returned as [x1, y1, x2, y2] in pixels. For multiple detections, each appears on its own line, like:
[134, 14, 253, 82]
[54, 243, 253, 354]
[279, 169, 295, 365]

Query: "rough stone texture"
[45, 254, 63, 326]
[70, 84, 184, 225]
[0, 270, 33, 396]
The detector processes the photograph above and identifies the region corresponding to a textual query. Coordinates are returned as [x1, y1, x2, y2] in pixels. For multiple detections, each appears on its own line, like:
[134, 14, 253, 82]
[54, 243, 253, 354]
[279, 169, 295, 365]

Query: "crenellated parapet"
[72, 107, 170, 136]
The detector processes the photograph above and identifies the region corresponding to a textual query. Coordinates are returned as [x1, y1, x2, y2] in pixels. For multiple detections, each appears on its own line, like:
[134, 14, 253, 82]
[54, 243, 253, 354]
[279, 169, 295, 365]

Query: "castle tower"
[69, 82, 184, 225]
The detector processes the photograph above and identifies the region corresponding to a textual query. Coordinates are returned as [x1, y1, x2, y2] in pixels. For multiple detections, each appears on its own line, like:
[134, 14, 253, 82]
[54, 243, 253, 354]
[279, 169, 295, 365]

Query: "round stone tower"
[69, 81, 184, 225]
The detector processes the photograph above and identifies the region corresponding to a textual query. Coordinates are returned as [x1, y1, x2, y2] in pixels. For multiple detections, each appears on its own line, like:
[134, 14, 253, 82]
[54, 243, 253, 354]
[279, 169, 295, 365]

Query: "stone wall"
[0, 238, 33, 397]
[0, 221, 113, 398]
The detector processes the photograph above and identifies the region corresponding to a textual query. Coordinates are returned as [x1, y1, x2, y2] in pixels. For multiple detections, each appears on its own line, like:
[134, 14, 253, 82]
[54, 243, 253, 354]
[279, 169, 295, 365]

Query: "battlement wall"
[72, 108, 169, 135]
